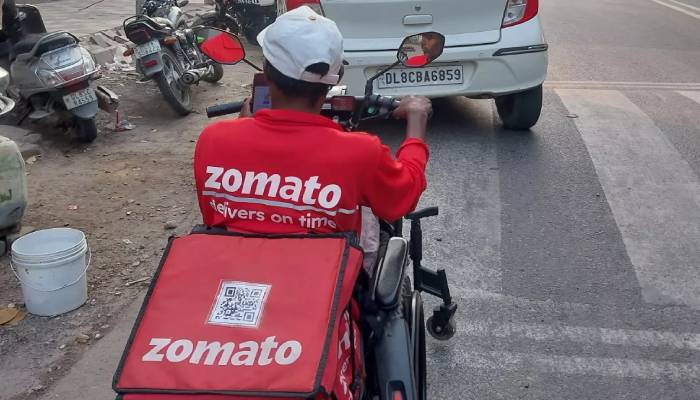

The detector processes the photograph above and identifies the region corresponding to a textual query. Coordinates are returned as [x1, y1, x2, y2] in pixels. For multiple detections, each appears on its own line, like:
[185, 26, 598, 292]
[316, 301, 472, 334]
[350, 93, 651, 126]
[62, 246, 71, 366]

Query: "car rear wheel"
[495, 84, 543, 130]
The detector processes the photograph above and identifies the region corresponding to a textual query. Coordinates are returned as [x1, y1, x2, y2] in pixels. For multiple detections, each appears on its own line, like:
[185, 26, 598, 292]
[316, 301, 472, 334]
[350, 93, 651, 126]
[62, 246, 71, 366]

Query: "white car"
[282, 0, 548, 130]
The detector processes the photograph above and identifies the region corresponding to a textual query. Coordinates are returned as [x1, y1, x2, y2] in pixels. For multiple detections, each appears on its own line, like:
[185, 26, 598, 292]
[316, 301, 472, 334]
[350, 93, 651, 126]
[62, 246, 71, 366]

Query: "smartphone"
[251, 73, 271, 113]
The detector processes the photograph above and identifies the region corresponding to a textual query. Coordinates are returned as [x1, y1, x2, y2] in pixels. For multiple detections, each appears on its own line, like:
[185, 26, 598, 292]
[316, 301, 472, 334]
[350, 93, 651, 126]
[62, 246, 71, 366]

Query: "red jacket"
[194, 109, 429, 235]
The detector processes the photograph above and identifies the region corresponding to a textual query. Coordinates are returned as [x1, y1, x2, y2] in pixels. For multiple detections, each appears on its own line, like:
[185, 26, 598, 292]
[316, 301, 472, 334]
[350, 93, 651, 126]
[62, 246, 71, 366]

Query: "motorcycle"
[123, 11, 225, 116]
[191, 0, 277, 45]
[135, 0, 190, 29]
[1, 5, 110, 142]
[197, 29, 457, 400]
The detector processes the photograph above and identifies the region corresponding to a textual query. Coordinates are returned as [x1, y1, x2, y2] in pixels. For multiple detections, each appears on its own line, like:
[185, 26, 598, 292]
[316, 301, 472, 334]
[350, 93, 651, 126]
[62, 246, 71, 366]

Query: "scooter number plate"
[63, 87, 97, 110]
[135, 40, 161, 59]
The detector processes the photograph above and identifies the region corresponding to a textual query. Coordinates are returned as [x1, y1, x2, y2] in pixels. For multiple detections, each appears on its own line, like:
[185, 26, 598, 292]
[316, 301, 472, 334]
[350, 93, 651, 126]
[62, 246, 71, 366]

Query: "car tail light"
[285, 0, 324, 15]
[502, 0, 539, 28]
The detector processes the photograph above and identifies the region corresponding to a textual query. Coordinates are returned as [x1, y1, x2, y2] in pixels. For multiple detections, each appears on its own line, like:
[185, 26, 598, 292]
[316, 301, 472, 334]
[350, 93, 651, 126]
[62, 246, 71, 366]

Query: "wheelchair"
[358, 207, 458, 400]
[185, 206, 457, 400]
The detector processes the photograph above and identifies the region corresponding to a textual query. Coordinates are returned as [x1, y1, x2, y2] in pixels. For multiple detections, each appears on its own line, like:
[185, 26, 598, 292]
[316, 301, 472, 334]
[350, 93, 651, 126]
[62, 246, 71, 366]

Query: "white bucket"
[10, 228, 90, 317]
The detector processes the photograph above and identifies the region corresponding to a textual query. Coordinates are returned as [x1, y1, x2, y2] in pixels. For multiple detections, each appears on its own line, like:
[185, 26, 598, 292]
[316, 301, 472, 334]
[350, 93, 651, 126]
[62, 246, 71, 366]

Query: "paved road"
[408, 0, 700, 398]
[28, 0, 700, 399]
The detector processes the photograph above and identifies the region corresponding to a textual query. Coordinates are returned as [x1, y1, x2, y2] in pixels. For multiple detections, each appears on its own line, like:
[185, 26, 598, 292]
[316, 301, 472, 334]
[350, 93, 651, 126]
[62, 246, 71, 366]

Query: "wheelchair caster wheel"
[427, 316, 456, 341]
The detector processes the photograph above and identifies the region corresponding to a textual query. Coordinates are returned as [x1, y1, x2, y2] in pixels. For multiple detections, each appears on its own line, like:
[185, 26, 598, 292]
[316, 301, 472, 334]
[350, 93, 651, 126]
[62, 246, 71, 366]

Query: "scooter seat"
[13, 32, 77, 57]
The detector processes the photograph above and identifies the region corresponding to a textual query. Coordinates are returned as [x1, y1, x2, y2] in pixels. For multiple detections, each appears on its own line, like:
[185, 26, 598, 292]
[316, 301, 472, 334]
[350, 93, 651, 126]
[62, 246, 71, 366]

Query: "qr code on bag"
[208, 281, 271, 328]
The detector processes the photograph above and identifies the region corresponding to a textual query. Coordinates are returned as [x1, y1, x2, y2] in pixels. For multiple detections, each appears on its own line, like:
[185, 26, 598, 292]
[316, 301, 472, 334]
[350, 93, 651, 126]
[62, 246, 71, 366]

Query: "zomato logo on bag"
[141, 336, 303, 366]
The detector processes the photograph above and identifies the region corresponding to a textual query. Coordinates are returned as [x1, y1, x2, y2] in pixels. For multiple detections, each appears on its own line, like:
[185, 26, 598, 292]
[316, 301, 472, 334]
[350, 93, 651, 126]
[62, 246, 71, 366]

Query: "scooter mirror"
[397, 32, 445, 68]
[194, 27, 246, 65]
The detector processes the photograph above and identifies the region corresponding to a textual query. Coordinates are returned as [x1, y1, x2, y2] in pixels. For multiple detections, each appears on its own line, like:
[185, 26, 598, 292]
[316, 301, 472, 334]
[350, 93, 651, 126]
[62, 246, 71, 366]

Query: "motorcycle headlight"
[37, 68, 64, 86]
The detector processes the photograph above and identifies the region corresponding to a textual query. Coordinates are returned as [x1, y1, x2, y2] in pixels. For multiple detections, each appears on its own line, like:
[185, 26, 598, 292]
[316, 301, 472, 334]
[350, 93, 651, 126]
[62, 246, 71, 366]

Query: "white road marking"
[453, 350, 700, 381]
[651, 0, 700, 19]
[661, 0, 700, 12]
[458, 320, 700, 351]
[678, 90, 700, 104]
[545, 81, 700, 91]
[556, 89, 700, 310]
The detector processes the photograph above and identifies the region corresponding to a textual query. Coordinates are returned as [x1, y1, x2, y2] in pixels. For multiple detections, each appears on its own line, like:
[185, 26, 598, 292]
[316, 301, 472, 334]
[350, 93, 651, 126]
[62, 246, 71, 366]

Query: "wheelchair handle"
[406, 207, 439, 221]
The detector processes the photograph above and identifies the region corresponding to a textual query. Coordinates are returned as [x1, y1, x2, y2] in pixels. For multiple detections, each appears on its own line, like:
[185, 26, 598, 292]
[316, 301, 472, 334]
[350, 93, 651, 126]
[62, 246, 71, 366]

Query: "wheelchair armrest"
[373, 237, 408, 310]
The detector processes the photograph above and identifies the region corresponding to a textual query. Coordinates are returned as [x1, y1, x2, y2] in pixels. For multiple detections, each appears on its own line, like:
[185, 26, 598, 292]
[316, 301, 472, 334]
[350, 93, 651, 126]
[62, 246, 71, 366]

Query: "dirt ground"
[0, 49, 260, 400]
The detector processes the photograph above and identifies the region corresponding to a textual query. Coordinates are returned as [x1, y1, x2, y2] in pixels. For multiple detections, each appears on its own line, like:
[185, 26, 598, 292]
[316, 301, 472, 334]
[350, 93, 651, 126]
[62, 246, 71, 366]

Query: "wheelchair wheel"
[403, 278, 427, 400]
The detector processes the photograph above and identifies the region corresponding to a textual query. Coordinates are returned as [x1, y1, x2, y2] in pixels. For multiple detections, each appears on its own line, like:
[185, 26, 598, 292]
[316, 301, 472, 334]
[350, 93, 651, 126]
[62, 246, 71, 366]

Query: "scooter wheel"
[76, 118, 98, 142]
[426, 316, 456, 341]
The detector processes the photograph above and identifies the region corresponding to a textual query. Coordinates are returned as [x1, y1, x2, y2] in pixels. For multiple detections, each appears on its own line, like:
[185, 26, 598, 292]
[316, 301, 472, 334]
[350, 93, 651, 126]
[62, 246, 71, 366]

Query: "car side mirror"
[397, 32, 445, 68]
[194, 27, 246, 65]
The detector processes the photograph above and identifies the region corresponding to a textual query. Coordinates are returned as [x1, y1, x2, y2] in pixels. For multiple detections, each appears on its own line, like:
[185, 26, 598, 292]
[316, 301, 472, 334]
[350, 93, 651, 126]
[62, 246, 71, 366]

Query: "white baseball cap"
[257, 6, 344, 85]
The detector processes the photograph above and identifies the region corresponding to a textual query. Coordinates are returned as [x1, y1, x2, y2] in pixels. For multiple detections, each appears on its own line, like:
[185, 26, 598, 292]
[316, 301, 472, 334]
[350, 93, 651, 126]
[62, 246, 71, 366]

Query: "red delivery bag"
[113, 232, 363, 399]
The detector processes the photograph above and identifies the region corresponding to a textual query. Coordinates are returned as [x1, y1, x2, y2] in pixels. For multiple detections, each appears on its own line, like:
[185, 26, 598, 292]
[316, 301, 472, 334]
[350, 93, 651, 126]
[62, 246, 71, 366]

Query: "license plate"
[63, 87, 97, 110]
[377, 65, 464, 89]
[134, 40, 161, 59]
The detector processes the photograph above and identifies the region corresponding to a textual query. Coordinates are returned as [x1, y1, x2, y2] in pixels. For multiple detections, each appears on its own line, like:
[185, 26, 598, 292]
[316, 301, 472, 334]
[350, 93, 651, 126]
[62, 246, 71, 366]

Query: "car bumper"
[340, 16, 549, 98]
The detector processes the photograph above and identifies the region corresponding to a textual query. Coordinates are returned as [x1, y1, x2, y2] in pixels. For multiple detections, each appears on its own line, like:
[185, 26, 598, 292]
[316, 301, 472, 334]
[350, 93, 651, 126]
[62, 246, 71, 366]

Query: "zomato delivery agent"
[194, 6, 431, 399]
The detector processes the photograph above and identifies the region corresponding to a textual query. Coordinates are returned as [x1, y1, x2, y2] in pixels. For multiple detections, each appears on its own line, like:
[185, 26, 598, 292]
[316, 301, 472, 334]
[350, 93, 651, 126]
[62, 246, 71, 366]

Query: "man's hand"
[392, 95, 432, 120]
[392, 96, 432, 141]
[239, 97, 253, 118]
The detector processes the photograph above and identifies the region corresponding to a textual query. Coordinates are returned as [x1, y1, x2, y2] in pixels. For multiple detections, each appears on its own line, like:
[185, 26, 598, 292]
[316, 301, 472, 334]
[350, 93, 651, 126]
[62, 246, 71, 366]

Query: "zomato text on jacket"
[141, 336, 303, 366]
[204, 166, 344, 210]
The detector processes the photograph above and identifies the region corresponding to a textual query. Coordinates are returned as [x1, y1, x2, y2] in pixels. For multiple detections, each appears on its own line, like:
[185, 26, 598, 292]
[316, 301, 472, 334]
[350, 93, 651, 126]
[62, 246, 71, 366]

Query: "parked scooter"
[1, 5, 109, 142]
[123, 14, 225, 116]
[191, 0, 277, 45]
